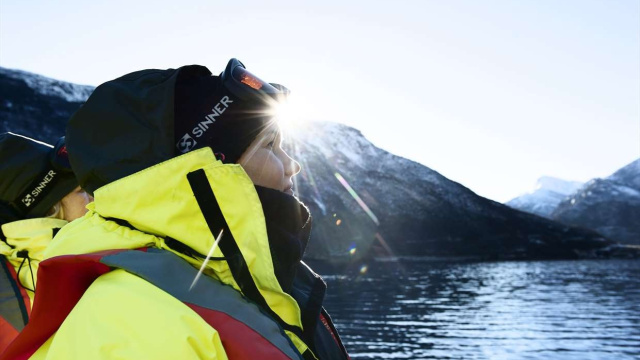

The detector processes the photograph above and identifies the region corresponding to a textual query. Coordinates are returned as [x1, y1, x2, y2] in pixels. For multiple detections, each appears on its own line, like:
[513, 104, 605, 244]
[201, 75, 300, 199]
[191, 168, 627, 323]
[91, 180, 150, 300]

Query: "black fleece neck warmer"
[254, 186, 311, 293]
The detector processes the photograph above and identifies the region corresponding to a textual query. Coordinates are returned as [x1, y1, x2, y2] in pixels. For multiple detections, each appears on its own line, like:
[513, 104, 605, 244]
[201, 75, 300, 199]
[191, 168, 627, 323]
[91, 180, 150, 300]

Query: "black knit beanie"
[173, 60, 284, 163]
[0, 133, 78, 224]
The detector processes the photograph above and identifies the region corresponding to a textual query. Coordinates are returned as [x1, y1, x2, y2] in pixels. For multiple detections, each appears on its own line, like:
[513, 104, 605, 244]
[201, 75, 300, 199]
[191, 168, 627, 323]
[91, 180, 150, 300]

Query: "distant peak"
[534, 176, 583, 195]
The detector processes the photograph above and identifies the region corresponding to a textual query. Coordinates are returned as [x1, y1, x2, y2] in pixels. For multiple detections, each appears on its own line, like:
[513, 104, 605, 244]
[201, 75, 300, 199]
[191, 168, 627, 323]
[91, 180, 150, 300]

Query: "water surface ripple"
[319, 260, 640, 359]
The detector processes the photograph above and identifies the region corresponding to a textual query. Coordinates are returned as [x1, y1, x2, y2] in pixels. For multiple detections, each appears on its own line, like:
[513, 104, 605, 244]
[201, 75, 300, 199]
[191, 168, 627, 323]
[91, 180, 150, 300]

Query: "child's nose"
[285, 155, 301, 176]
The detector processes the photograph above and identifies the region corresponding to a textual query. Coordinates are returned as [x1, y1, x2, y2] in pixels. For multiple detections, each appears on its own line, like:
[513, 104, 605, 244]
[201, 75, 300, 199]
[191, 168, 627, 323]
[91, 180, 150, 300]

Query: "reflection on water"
[319, 260, 640, 360]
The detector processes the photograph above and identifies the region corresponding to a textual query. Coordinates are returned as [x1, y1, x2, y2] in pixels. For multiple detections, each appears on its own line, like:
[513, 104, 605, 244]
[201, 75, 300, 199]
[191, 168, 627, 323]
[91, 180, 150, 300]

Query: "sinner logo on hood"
[176, 96, 234, 154]
[21, 170, 57, 207]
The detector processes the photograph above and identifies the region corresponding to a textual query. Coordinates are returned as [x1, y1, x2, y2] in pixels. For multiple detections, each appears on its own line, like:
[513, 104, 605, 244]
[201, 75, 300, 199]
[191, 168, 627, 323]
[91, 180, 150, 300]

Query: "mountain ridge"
[551, 159, 640, 245]
[288, 122, 616, 261]
[507, 158, 640, 245]
[1, 66, 627, 262]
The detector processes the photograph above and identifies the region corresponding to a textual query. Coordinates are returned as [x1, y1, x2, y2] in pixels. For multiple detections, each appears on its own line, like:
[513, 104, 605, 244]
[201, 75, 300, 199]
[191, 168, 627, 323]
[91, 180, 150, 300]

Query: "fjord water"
[320, 259, 640, 359]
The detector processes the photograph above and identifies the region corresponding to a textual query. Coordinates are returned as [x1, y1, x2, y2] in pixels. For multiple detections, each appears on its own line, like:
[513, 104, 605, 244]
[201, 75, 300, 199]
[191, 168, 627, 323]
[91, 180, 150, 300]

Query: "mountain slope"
[288, 122, 611, 261]
[551, 159, 640, 245]
[608, 159, 640, 190]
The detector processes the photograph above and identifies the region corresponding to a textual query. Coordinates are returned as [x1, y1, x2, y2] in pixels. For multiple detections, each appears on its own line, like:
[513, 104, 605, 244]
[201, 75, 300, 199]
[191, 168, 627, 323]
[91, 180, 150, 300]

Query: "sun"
[269, 93, 311, 135]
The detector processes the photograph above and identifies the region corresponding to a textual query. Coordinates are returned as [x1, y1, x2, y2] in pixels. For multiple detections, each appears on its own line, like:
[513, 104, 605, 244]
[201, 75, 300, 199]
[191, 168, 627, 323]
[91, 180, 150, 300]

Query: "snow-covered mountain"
[551, 159, 640, 245]
[0, 67, 93, 144]
[507, 177, 583, 217]
[287, 122, 615, 261]
[1, 67, 93, 103]
[1, 67, 621, 262]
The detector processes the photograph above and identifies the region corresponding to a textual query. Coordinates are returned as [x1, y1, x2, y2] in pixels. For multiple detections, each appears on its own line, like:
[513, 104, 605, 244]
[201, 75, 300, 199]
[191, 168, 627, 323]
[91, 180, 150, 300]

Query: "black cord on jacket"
[16, 250, 35, 293]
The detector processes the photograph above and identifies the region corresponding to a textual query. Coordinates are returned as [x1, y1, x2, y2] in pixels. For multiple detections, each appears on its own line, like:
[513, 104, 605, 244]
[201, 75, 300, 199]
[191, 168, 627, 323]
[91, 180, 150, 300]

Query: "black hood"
[67, 61, 284, 196]
[67, 66, 209, 195]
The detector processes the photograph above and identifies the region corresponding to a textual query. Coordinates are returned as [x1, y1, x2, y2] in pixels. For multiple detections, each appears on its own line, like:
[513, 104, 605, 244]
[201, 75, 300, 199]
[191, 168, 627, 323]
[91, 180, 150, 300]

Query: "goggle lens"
[231, 65, 279, 93]
[222, 59, 289, 102]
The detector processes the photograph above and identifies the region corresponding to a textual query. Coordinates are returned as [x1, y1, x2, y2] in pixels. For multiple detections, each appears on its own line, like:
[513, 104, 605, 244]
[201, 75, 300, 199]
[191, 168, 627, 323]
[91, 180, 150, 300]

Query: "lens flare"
[270, 93, 311, 135]
[334, 172, 379, 226]
[359, 265, 368, 274]
[190, 229, 224, 291]
[289, 141, 326, 214]
[374, 232, 394, 256]
[349, 242, 357, 256]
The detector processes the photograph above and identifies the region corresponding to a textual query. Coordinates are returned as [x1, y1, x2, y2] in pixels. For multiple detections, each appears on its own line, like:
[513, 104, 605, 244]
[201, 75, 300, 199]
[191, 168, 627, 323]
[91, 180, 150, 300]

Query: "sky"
[1, 0, 638, 202]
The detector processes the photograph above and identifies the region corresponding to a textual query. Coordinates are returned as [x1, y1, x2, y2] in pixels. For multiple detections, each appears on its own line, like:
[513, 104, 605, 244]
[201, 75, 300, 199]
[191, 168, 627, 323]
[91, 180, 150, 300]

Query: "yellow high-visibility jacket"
[1, 218, 67, 353]
[1, 217, 68, 305]
[28, 148, 323, 359]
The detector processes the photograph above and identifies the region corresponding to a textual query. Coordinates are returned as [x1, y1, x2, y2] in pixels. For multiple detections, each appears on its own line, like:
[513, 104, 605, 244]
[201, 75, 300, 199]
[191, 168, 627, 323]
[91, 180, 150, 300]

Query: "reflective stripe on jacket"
[3, 148, 346, 359]
[3, 248, 304, 360]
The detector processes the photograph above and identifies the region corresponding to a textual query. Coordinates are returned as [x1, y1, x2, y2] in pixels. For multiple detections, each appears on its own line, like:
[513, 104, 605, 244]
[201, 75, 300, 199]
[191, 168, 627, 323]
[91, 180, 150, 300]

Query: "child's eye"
[266, 141, 275, 149]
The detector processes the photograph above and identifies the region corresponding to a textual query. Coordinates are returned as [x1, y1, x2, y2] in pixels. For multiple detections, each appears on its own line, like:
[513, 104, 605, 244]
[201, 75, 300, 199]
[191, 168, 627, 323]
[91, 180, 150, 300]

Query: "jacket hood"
[67, 60, 285, 196]
[44, 148, 304, 330]
[66, 65, 212, 195]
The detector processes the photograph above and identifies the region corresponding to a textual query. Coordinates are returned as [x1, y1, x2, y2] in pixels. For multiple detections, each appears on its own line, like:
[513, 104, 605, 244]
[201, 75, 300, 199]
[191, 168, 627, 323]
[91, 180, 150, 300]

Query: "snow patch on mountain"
[506, 176, 583, 218]
[296, 121, 379, 166]
[536, 176, 584, 195]
[563, 178, 640, 208]
[290, 121, 472, 211]
[0, 67, 93, 103]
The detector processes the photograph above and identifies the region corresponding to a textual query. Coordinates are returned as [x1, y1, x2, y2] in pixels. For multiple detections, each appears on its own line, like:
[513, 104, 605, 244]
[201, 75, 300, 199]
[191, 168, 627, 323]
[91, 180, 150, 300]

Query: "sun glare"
[271, 93, 310, 134]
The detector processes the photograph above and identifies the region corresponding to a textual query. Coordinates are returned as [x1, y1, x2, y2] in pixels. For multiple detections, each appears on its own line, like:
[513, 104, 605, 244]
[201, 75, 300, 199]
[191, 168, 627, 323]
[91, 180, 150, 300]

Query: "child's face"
[238, 128, 301, 195]
[60, 186, 93, 222]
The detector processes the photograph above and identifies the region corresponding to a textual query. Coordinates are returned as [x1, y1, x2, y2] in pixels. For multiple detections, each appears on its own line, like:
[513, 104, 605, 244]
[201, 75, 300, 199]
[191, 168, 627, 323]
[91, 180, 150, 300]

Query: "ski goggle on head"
[50, 137, 73, 172]
[220, 58, 290, 104]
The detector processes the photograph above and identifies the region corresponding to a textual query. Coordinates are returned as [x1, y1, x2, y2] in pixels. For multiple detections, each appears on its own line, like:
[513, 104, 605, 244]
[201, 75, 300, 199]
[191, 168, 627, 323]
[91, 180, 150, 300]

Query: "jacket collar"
[0, 218, 68, 261]
[255, 186, 311, 293]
